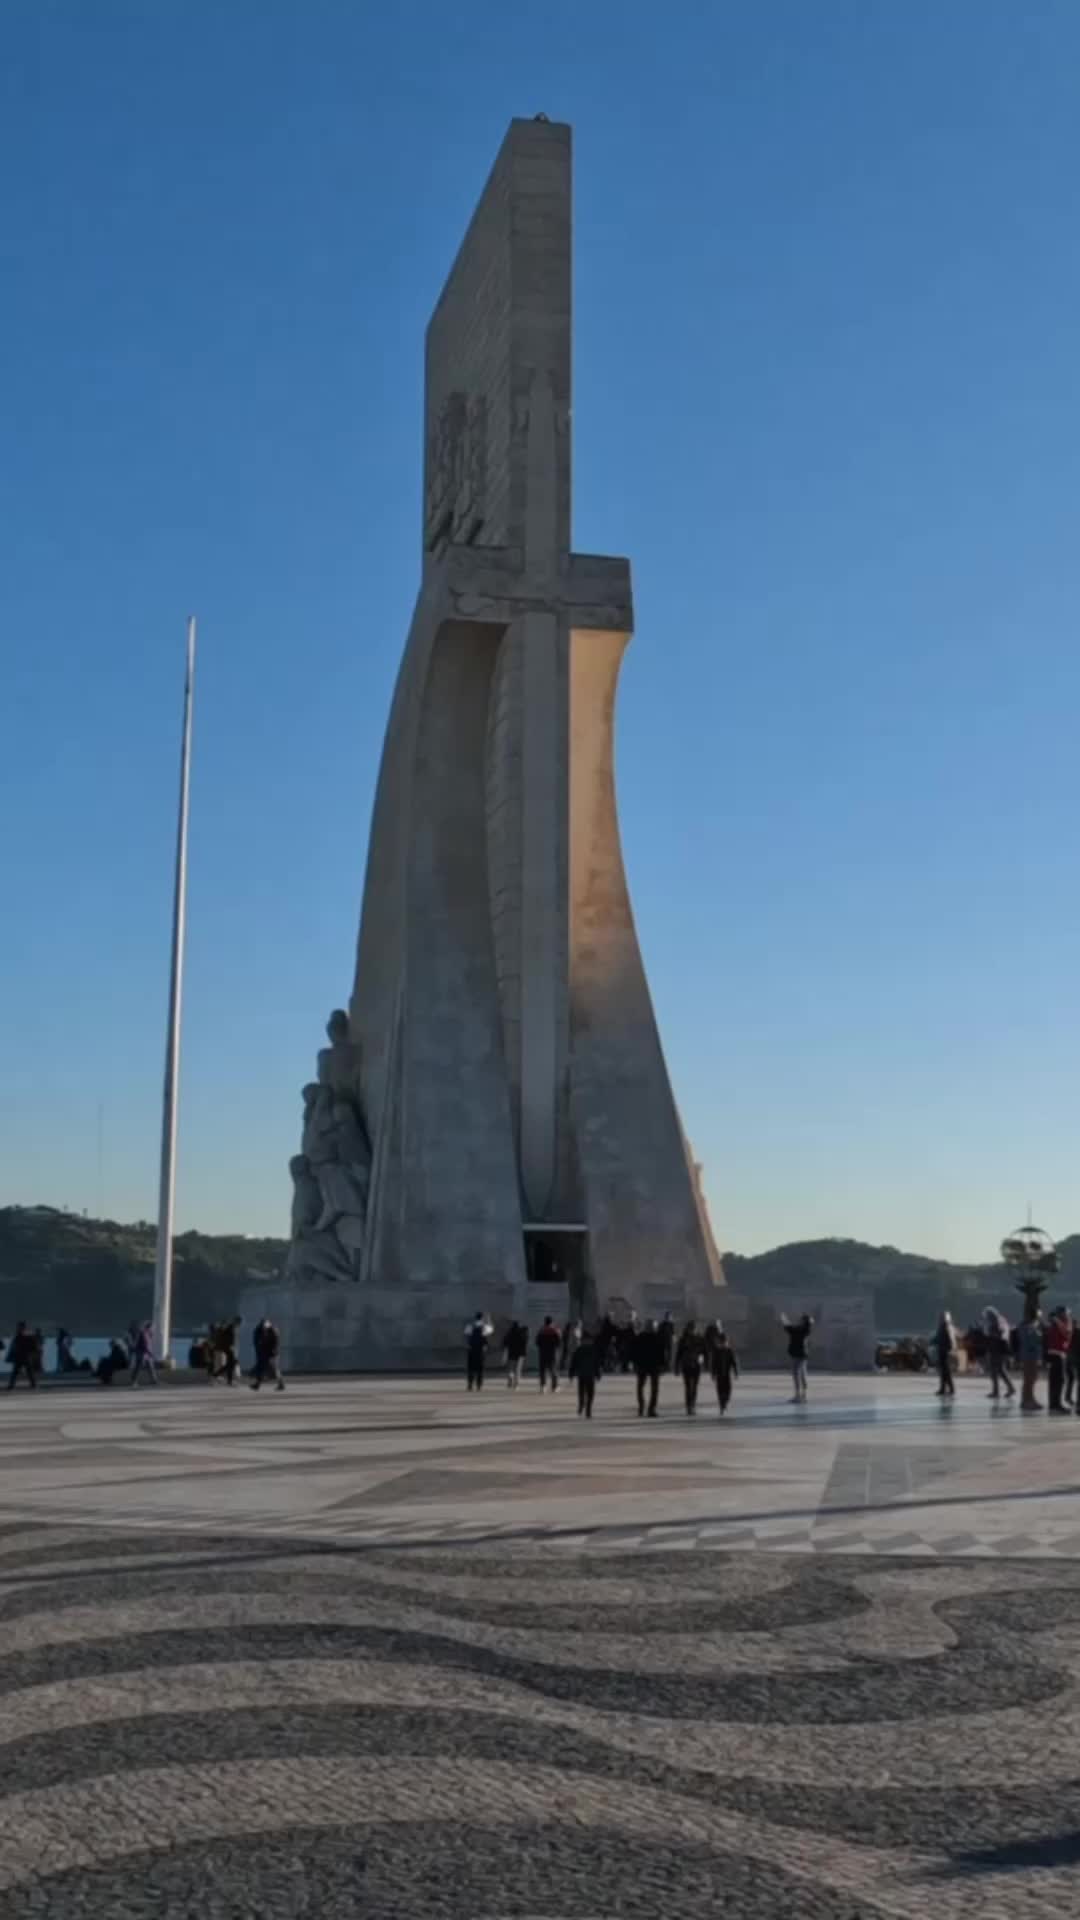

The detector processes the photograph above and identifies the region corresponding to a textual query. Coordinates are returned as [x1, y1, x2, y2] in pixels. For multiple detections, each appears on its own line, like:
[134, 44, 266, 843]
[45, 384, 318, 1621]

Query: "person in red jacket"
[1046, 1306, 1072, 1415]
[535, 1316, 561, 1392]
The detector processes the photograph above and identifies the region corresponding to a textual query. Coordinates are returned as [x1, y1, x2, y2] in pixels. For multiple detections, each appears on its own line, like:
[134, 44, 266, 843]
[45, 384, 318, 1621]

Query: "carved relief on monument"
[424, 391, 487, 550]
[285, 1010, 371, 1284]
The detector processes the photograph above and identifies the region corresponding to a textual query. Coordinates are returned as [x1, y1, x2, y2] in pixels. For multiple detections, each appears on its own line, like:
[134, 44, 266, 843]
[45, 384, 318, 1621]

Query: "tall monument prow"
[249, 121, 723, 1368]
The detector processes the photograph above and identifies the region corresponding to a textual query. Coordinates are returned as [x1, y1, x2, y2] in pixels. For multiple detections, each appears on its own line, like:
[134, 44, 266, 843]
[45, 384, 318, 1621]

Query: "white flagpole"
[152, 616, 196, 1363]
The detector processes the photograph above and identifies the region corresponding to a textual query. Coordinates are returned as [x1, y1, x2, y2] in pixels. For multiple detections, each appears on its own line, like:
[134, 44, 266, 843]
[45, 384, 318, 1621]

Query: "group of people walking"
[932, 1303, 1080, 1414]
[466, 1310, 745, 1419]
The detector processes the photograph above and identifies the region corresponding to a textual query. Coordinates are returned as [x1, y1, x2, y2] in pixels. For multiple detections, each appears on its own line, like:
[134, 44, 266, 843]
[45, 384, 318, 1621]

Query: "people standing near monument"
[570, 1327, 600, 1418]
[984, 1307, 1015, 1401]
[6, 1323, 38, 1391]
[675, 1320, 706, 1416]
[634, 1319, 665, 1418]
[502, 1320, 529, 1388]
[931, 1312, 956, 1398]
[251, 1317, 285, 1391]
[1018, 1313, 1044, 1411]
[660, 1312, 676, 1374]
[465, 1312, 493, 1391]
[1046, 1307, 1072, 1415]
[536, 1316, 561, 1393]
[711, 1329, 739, 1415]
[783, 1314, 813, 1404]
[129, 1322, 158, 1388]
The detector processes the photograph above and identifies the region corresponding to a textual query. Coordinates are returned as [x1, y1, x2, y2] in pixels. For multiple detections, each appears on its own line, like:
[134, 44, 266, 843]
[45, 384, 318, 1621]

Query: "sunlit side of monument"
[244, 119, 726, 1366]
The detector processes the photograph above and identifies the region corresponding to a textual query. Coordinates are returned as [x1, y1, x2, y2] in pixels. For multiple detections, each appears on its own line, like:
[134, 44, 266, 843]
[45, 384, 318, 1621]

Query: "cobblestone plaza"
[0, 1372, 1078, 1913]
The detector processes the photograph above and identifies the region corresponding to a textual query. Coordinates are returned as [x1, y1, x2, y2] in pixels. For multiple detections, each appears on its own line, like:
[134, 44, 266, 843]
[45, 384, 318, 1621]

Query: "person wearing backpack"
[464, 1313, 493, 1391]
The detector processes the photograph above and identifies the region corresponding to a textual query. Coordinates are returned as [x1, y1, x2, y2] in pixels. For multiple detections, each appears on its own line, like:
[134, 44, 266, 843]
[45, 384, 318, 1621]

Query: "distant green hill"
[0, 1206, 285, 1335]
[724, 1234, 1080, 1331]
[1, 1206, 1076, 1336]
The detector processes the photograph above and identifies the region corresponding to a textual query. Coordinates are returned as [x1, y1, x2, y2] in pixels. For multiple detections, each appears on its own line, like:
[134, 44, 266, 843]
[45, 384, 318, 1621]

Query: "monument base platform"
[237, 1278, 523, 1373]
[239, 1281, 875, 1374]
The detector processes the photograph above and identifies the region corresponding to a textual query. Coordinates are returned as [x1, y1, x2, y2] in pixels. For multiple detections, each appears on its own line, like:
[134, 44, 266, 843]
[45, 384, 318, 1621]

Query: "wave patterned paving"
[0, 1522, 1077, 1915]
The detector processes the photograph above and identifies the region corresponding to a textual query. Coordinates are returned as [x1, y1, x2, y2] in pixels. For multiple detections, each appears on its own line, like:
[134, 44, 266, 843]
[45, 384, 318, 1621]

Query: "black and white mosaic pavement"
[2, 1374, 1080, 1911]
[0, 1525, 1078, 1914]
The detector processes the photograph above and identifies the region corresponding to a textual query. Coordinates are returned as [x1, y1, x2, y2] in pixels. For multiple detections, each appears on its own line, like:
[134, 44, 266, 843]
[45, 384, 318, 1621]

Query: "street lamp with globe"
[999, 1224, 1061, 1322]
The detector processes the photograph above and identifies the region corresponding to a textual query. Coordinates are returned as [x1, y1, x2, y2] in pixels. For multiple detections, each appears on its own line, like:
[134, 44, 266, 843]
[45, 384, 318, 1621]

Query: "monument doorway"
[523, 1225, 590, 1318]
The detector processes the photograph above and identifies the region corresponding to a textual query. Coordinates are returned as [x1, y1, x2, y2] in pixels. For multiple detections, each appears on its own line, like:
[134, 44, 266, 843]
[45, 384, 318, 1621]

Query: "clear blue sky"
[2, 0, 1078, 1260]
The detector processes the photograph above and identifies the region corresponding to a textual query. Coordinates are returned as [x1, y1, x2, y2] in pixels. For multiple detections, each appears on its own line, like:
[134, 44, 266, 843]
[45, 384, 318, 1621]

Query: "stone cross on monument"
[271, 118, 723, 1368]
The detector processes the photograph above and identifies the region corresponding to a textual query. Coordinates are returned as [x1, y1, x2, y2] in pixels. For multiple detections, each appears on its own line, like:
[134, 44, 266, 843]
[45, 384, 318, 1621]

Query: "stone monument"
[246, 117, 724, 1367]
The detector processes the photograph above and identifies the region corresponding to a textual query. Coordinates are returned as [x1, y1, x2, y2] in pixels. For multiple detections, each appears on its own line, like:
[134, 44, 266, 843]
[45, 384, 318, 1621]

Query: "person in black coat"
[569, 1329, 600, 1418]
[711, 1331, 739, 1415]
[535, 1316, 562, 1393]
[502, 1320, 529, 1388]
[7, 1323, 38, 1391]
[675, 1320, 706, 1415]
[784, 1314, 813, 1404]
[251, 1318, 285, 1391]
[634, 1320, 665, 1418]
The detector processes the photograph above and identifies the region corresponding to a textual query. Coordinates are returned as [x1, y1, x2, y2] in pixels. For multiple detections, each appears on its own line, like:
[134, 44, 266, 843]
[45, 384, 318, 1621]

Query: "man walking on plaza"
[634, 1319, 665, 1418]
[536, 1316, 561, 1392]
[570, 1327, 600, 1418]
[250, 1317, 285, 1391]
[931, 1311, 957, 1399]
[6, 1323, 37, 1391]
[502, 1320, 528, 1388]
[214, 1317, 242, 1386]
[675, 1319, 706, 1416]
[711, 1329, 739, 1415]
[129, 1322, 158, 1388]
[465, 1312, 493, 1391]
[985, 1307, 1015, 1400]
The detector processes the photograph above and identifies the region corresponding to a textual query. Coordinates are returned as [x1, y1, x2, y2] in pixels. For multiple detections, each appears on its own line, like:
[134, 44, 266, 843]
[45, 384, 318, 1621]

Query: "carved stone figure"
[313, 1160, 369, 1235]
[331, 1095, 370, 1173]
[317, 1008, 362, 1098]
[286, 1152, 353, 1283]
[286, 1227, 352, 1284]
[287, 1019, 373, 1285]
[289, 1154, 321, 1236]
[301, 1083, 337, 1164]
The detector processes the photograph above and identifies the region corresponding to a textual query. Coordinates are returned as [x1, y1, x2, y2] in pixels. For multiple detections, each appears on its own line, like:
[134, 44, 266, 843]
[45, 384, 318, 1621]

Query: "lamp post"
[1000, 1223, 1060, 1321]
[152, 617, 196, 1364]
